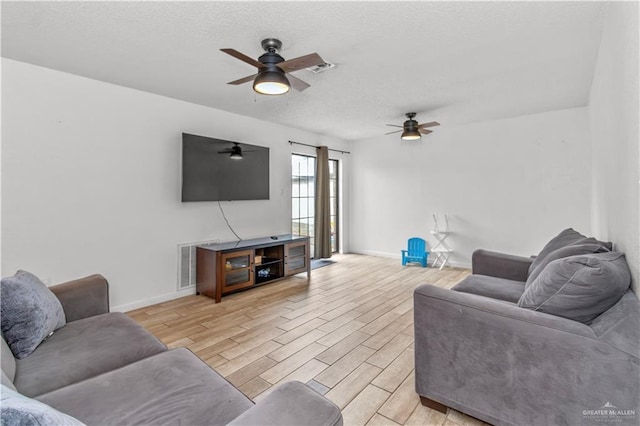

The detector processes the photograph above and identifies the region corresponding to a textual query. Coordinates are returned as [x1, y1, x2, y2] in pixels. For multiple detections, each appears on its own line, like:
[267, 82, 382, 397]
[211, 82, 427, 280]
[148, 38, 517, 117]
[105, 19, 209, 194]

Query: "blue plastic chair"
[401, 237, 429, 267]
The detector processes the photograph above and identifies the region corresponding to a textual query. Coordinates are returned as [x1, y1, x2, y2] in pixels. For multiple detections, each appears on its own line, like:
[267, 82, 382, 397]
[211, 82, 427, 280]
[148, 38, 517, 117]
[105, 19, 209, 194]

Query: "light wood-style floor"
[127, 254, 487, 426]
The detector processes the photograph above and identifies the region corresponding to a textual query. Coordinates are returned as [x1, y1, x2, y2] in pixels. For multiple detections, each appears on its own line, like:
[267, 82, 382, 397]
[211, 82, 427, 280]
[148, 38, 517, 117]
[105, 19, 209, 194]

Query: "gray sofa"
[1, 274, 343, 426]
[414, 229, 639, 426]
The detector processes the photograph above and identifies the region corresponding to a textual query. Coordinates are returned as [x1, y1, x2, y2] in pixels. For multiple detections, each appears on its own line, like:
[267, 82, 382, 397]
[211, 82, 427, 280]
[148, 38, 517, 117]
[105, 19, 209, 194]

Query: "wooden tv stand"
[196, 234, 310, 303]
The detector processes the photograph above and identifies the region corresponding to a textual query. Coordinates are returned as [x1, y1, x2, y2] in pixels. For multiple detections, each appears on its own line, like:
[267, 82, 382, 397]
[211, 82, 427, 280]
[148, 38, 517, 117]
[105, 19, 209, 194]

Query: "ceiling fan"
[221, 38, 325, 95]
[386, 113, 440, 140]
[217, 143, 254, 160]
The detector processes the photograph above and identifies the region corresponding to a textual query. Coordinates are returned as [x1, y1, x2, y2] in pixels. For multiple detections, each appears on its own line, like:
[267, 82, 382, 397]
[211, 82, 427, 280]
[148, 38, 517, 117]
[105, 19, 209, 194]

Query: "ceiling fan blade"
[386, 124, 403, 128]
[227, 73, 258, 85]
[217, 150, 232, 154]
[419, 129, 433, 135]
[288, 74, 311, 92]
[220, 48, 264, 69]
[385, 130, 403, 135]
[278, 53, 324, 73]
[418, 121, 440, 129]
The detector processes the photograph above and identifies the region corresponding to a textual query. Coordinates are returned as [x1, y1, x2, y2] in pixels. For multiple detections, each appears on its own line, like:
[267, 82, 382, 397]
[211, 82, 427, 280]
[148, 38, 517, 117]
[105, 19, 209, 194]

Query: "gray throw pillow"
[0, 384, 85, 425]
[519, 252, 631, 324]
[525, 243, 610, 288]
[1, 270, 66, 359]
[528, 228, 612, 276]
[528, 228, 587, 275]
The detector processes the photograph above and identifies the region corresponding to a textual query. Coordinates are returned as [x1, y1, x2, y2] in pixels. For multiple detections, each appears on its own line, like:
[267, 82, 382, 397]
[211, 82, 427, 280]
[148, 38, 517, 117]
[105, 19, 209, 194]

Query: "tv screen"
[181, 133, 270, 202]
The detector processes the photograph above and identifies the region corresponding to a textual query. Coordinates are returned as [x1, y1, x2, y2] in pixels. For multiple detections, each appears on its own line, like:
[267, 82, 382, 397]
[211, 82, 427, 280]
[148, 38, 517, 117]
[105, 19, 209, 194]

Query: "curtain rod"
[289, 140, 350, 155]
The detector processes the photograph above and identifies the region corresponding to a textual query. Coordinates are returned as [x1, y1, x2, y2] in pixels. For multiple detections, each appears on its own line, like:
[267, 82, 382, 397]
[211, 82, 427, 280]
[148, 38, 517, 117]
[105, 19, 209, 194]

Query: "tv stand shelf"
[196, 234, 310, 303]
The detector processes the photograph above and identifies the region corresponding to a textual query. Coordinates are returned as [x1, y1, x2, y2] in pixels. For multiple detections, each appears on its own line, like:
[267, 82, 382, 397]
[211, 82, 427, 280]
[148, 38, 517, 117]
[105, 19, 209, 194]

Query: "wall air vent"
[306, 62, 335, 73]
[177, 239, 219, 290]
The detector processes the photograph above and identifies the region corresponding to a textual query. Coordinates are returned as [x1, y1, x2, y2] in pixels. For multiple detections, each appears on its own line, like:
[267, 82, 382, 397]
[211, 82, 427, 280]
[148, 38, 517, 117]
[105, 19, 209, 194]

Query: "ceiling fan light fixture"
[229, 145, 243, 159]
[253, 69, 290, 95]
[386, 112, 439, 139]
[401, 129, 421, 140]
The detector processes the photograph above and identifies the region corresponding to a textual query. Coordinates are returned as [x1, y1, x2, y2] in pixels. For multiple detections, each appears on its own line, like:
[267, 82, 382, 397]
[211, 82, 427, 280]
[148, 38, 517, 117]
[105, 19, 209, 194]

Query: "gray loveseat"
[1, 274, 343, 425]
[414, 229, 639, 426]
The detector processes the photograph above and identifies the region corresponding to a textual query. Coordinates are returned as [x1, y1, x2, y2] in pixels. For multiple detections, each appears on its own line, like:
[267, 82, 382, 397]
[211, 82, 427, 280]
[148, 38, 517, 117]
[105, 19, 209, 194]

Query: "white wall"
[349, 107, 592, 267]
[1, 59, 350, 310]
[588, 2, 639, 292]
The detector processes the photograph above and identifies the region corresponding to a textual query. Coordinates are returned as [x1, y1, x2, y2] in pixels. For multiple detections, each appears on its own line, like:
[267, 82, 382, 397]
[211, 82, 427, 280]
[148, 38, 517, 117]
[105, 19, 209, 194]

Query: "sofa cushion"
[452, 275, 525, 303]
[518, 252, 631, 324]
[36, 348, 253, 426]
[0, 384, 85, 426]
[589, 290, 640, 356]
[529, 229, 612, 277]
[525, 243, 610, 288]
[1, 270, 66, 359]
[14, 312, 166, 397]
[227, 381, 343, 426]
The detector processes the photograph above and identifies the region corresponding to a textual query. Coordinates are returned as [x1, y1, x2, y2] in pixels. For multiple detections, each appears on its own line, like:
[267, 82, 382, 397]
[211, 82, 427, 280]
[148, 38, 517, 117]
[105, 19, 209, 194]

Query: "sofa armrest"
[50, 274, 109, 322]
[471, 249, 533, 281]
[226, 381, 343, 426]
[413, 284, 639, 426]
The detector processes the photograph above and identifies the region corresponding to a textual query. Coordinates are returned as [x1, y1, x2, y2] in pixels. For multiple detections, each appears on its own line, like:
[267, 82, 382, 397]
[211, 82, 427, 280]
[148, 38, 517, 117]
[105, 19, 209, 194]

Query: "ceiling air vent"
[306, 62, 335, 73]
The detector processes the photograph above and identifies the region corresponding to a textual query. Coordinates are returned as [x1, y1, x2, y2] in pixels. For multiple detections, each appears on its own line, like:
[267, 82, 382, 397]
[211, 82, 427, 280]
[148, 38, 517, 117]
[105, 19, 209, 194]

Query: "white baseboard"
[348, 249, 470, 269]
[112, 251, 470, 312]
[351, 249, 401, 259]
[111, 287, 196, 313]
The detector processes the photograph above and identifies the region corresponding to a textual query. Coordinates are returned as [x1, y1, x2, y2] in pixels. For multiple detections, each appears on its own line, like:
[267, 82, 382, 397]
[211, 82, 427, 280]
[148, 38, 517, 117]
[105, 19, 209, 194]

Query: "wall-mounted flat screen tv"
[181, 133, 270, 202]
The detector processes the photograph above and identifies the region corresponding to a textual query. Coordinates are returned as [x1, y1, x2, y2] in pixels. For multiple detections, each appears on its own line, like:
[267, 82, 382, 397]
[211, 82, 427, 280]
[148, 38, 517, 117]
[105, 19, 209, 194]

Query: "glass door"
[329, 159, 339, 253]
[220, 250, 253, 292]
[285, 240, 309, 275]
[292, 154, 316, 255]
[291, 154, 340, 256]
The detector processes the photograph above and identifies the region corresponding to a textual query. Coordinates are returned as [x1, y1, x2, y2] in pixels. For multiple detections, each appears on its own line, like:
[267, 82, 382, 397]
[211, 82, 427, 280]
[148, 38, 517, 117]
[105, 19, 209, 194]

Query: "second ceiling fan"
[221, 38, 325, 95]
[217, 142, 255, 160]
[387, 113, 440, 140]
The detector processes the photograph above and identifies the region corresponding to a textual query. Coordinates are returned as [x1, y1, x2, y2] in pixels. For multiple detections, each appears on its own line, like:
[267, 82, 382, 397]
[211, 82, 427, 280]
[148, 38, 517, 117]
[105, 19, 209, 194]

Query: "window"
[292, 154, 339, 256]
[329, 159, 339, 253]
[292, 154, 316, 255]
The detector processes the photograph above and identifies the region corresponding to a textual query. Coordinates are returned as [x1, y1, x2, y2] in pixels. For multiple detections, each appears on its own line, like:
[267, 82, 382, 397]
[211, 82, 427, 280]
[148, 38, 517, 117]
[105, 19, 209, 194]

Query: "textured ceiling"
[1, 1, 606, 141]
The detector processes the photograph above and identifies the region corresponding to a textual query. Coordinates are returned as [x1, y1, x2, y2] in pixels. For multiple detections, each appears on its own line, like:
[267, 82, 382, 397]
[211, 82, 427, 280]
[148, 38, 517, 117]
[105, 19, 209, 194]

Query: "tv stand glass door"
[220, 250, 254, 292]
